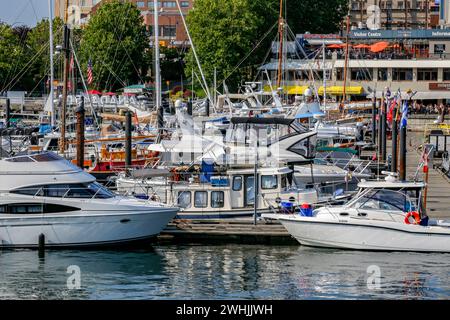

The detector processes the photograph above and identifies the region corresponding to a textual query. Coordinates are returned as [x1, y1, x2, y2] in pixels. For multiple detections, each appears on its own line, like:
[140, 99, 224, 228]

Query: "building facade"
[88, 0, 193, 46]
[349, 0, 441, 30]
[54, 0, 102, 26]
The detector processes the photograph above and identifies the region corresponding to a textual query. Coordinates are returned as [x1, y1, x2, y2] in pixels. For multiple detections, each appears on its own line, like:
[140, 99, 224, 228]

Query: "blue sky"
[0, 0, 51, 27]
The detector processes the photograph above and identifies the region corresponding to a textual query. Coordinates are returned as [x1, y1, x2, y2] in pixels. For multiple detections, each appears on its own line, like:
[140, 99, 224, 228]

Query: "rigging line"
[28, 0, 39, 25]
[252, 30, 281, 83]
[70, 38, 100, 128]
[105, 53, 129, 90]
[102, 3, 134, 89]
[222, 21, 278, 85]
[1, 40, 51, 93]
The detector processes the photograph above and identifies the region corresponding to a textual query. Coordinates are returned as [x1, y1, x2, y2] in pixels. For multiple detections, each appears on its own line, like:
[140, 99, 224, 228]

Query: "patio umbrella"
[327, 44, 344, 49]
[87, 89, 101, 95]
[370, 41, 389, 53]
[353, 44, 370, 49]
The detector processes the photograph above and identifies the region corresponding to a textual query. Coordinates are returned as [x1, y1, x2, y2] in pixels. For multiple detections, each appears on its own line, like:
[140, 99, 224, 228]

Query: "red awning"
[87, 90, 101, 95]
[370, 41, 389, 53]
[103, 92, 116, 96]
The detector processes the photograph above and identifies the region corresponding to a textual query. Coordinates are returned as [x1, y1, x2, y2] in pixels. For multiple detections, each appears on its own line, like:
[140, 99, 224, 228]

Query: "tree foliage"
[186, 0, 347, 92]
[79, 0, 149, 91]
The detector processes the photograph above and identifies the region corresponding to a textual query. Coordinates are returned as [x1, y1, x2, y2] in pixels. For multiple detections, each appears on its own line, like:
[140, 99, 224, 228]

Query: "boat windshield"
[348, 189, 415, 212]
[11, 182, 115, 199]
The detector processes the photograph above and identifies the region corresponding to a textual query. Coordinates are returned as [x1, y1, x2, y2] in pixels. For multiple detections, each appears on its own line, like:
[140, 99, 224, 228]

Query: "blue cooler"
[281, 202, 294, 213]
[299, 204, 313, 217]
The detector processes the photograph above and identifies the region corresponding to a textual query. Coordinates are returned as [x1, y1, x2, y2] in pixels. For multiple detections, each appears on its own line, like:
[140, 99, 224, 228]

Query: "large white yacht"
[0, 152, 178, 248]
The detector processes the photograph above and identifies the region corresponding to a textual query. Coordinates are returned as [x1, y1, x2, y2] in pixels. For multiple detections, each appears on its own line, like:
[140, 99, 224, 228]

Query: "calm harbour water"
[0, 245, 449, 300]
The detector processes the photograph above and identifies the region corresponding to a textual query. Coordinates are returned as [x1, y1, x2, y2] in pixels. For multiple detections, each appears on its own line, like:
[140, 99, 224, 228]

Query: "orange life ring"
[404, 211, 421, 225]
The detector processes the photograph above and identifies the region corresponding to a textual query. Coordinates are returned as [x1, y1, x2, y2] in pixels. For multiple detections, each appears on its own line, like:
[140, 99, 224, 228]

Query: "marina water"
[0, 245, 449, 300]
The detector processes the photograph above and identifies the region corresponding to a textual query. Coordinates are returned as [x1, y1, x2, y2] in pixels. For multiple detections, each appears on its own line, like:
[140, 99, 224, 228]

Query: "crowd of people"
[410, 102, 449, 115]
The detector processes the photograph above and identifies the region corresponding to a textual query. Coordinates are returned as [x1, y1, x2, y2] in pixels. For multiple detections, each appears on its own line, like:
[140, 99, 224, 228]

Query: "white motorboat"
[0, 152, 178, 248]
[264, 175, 450, 252]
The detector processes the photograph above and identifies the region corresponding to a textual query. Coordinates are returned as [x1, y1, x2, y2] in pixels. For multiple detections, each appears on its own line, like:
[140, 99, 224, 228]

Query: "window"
[351, 68, 372, 81]
[0, 203, 81, 214]
[417, 68, 438, 81]
[180, 1, 189, 7]
[261, 175, 278, 190]
[288, 135, 317, 159]
[136, 1, 145, 8]
[194, 191, 208, 208]
[162, 1, 176, 7]
[178, 191, 191, 208]
[232, 176, 242, 191]
[434, 44, 446, 54]
[444, 69, 450, 81]
[397, 1, 404, 9]
[11, 182, 114, 199]
[377, 68, 388, 81]
[392, 68, 413, 81]
[352, 190, 408, 211]
[162, 25, 176, 37]
[335, 68, 344, 81]
[211, 191, 224, 208]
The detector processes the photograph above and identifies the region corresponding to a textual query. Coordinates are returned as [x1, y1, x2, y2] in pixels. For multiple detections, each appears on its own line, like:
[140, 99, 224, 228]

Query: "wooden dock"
[157, 218, 296, 245]
[406, 132, 450, 218]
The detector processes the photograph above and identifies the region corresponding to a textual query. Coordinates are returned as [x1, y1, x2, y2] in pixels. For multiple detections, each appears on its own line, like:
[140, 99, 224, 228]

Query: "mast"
[59, 0, 70, 155]
[153, 0, 161, 128]
[276, 0, 284, 89]
[48, 0, 55, 127]
[322, 39, 326, 109]
[341, 10, 351, 108]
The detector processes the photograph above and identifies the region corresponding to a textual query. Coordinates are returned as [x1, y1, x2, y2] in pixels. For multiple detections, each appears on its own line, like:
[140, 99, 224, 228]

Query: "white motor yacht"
[264, 174, 450, 252]
[0, 152, 178, 248]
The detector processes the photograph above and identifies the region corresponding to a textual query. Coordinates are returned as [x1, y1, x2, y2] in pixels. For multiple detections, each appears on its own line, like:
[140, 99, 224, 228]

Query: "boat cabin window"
[261, 175, 278, 190]
[0, 203, 81, 214]
[194, 191, 208, 208]
[352, 189, 411, 211]
[288, 135, 317, 159]
[232, 176, 242, 191]
[178, 191, 192, 209]
[211, 191, 224, 208]
[11, 182, 114, 199]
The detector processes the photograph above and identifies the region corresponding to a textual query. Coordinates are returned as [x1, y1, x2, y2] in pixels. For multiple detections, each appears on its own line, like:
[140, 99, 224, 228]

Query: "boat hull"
[0, 209, 177, 248]
[278, 216, 450, 253]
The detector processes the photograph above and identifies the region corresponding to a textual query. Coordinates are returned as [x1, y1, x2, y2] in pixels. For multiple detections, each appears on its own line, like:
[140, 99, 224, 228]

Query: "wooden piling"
[125, 111, 132, 169]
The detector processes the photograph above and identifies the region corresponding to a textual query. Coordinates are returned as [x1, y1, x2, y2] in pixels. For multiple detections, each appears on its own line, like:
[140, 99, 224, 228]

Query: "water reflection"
[0, 245, 449, 299]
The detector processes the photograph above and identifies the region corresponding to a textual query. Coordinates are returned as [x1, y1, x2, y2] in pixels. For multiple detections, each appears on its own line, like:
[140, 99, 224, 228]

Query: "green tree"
[22, 17, 65, 94]
[79, 0, 149, 91]
[185, 0, 347, 92]
[0, 23, 27, 92]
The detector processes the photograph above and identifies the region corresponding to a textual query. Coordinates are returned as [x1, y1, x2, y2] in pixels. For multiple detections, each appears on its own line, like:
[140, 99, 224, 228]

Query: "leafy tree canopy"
[79, 0, 149, 91]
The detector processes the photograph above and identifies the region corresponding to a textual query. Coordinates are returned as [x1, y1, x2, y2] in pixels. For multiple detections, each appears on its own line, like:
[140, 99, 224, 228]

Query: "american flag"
[87, 59, 93, 85]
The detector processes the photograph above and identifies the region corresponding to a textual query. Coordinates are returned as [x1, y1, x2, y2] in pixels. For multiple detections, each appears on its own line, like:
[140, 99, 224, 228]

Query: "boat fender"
[404, 211, 421, 225]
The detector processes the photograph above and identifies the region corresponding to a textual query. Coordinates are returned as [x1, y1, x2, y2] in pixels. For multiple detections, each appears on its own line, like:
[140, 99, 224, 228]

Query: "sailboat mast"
[342, 10, 350, 107]
[276, 0, 284, 89]
[322, 39, 326, 109]
[153, 0, 161, 119]
[59, 0, 70, 154]
[48, 0, 55, 127]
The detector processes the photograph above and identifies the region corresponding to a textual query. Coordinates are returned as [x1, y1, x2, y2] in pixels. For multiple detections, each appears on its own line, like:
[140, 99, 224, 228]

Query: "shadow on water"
[0, 245, 449, 299]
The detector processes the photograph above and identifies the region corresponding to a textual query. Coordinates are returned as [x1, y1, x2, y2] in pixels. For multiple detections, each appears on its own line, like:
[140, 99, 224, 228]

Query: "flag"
[387, 89, 401, 123]
[69, 54, 74, 71]
[400, 101, 409, 129]
[87, 59, 93, 85]
[421, 148, 429, 173]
